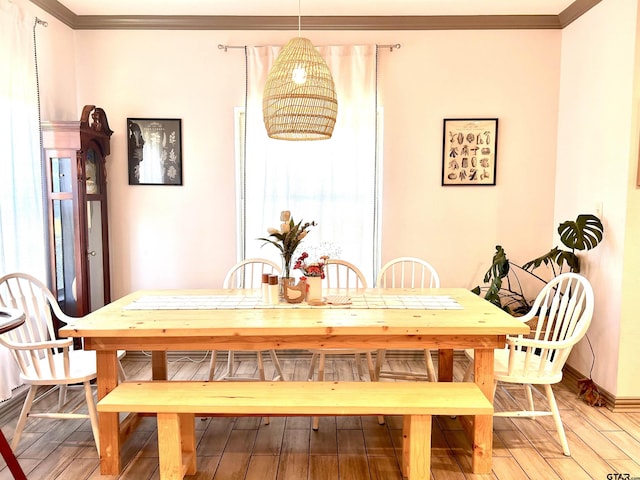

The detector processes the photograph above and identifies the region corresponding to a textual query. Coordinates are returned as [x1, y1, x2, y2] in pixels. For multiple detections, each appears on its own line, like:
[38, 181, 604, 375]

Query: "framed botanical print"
[442, 118, 498, 186]
[127, 118, 182, 185]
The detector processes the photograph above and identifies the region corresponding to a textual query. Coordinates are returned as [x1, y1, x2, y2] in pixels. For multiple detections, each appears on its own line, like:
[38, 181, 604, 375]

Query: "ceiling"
[53, 0, 578, 17]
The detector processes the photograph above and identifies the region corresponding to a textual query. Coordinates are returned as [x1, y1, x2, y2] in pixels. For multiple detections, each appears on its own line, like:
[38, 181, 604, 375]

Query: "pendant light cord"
[298, 0, 301, 36]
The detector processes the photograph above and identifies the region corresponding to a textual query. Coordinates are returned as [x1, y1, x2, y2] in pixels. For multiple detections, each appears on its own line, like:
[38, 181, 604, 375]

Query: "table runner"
[123, 294, 462, 310]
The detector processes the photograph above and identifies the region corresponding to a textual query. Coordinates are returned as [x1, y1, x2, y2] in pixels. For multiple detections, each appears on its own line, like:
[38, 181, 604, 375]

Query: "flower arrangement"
[294, 252, 328, 279]
[258, 210, 317, 278]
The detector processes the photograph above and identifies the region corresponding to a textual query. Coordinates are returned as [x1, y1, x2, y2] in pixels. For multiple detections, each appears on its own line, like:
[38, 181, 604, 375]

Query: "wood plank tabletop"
[59, 288, 529, 340]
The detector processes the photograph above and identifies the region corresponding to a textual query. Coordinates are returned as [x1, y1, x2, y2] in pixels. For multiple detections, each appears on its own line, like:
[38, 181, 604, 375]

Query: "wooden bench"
[97, 380, 493, 480]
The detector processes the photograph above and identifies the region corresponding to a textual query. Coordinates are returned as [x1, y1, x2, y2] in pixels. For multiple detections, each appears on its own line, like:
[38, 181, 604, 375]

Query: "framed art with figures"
[442, 118, 498, 186]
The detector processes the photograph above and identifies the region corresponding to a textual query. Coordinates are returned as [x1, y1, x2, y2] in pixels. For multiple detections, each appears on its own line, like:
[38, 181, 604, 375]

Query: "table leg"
[471, 348, 494, 474]
[97, 350, 121, 475]
[152, 351, 168, 380]
[438, 348, 454, 382]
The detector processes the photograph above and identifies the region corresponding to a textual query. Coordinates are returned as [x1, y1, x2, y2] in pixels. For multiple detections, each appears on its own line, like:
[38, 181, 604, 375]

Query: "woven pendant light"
[263, 36, 338, 140]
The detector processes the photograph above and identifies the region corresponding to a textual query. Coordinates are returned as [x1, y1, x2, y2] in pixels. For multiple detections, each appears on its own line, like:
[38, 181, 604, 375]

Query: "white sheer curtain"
[243, 44, 378, 283]
[0, 0, 47, 401]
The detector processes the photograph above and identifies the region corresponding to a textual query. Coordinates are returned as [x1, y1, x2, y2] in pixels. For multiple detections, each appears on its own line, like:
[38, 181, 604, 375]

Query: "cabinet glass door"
[86, 201, 105, 310]
[52, 199, 76, 312]
[50, 156, 76, 313]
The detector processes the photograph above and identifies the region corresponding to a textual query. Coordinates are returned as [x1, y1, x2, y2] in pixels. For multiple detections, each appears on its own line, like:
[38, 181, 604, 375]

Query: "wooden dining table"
[59, 287, 528, 476]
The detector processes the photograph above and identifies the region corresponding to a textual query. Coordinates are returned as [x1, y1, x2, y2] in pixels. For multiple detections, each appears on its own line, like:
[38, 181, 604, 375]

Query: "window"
[237, 45, 382, 285]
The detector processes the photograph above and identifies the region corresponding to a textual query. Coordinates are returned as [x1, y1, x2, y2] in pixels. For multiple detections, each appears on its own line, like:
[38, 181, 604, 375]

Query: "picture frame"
[127, 118, 182, 185]
[442, 118, 498, 186]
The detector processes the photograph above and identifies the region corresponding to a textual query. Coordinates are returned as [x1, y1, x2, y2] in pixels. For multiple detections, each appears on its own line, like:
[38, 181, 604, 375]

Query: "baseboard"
[562, 364, 640, 412]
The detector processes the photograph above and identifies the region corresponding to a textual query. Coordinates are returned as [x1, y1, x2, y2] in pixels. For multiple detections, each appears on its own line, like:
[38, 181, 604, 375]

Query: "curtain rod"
[218, 43, 401, 52]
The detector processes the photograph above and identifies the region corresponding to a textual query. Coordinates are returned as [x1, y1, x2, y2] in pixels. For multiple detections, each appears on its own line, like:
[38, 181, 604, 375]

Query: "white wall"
[53, 28, 560, 297]
[556, 0, 639, 397]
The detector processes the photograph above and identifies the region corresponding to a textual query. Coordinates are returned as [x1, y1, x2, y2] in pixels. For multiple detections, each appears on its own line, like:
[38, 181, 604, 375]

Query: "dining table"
[59, 287, 529, 476]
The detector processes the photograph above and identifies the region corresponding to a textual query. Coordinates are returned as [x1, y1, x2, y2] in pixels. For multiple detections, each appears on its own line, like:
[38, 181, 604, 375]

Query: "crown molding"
[559, 0, 602, 27]
[29, 0, 600, 31]
[70, 15, 562, 31]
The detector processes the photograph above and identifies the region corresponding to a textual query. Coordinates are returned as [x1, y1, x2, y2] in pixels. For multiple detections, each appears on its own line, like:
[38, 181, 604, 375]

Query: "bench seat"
[98, 381, 493, 480]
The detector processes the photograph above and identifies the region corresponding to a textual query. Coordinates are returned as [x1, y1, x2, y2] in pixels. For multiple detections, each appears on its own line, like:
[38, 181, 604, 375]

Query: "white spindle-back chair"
[375, 257, 441, 381]
[0, 272, 125, 453]
[308, 259, 382, 429]
[208, 258, 285, 383]
[463, 272, 594, 456]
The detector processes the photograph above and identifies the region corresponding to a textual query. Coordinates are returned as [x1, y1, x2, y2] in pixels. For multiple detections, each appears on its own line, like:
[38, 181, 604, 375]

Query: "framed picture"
[442, 118, 498, 186]
[127, 118, 182, 185]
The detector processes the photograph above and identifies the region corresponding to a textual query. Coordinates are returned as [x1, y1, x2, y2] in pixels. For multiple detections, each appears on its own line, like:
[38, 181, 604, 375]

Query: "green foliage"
[474, 214, 604, 313]
[522, 214, 604, 275]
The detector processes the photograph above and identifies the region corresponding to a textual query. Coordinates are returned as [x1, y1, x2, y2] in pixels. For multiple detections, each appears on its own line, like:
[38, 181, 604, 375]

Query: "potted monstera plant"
[473, 213, 604, 314]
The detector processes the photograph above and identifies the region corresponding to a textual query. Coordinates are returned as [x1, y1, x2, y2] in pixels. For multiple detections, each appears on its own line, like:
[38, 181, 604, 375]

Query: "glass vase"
[281, 253, 293, 280]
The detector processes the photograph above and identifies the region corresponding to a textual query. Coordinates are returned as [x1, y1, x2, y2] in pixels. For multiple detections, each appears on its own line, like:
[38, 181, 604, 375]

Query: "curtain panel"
[0, 0, 46, 401]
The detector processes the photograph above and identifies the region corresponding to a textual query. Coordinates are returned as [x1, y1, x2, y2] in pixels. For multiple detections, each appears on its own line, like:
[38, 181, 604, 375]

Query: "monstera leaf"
[558, 214, 604, 251]
[522, 246, 580, 273]
[483, 245, 510, 284]
[522, 214, 603, 274]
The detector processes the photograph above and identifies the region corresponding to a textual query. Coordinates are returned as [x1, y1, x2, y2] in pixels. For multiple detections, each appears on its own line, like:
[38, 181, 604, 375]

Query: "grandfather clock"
[42, 105, 113, 316]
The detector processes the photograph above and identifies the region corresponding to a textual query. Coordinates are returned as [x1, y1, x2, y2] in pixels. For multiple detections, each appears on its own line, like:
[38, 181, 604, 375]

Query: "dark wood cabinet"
[42, 105, 113, 316]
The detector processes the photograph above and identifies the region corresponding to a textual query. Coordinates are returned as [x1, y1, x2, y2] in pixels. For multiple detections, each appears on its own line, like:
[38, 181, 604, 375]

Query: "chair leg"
[57, 385, 67, 411]
[307, 353, 318, 381]
[375, 349, 385, 379]
[524, 384, 535, 417]
[462, 361, 473, 382]
[208, 351, 217, 381]
[312, 354, 326, 431]
[117, 360, 127, 382]
[83, 381, 100, 453]
[318, 354, 326, 383]
[365, 353, 377, 381]
[257, 352, 266, 381]
[425, 349, 437, 381]
[364, 353, 385, 425]
[354, 353, 364, 379]
[226, 351, 236, 379]
[11, 386, 37, 450]
[256, 353, 270, 426]
[268, 350, 285, 381]
[545, 384, 570, 456]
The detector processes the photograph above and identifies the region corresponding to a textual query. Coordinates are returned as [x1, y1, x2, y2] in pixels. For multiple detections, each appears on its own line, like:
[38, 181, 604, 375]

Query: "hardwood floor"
[1, 353, 639, 480]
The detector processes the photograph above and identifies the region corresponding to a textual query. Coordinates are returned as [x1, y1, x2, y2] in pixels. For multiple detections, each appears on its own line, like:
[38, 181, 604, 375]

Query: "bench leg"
[157, 413, 196, 480]
[402, 415, 431, 480]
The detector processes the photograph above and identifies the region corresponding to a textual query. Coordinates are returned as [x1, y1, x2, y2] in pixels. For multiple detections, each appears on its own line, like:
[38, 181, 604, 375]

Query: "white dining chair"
[463, 272, 594, 456]
[375, 257, 440, 381]
[208, 258, 285, 382]
[307, 259, 383, 429]
[0, 272, 126, 454]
